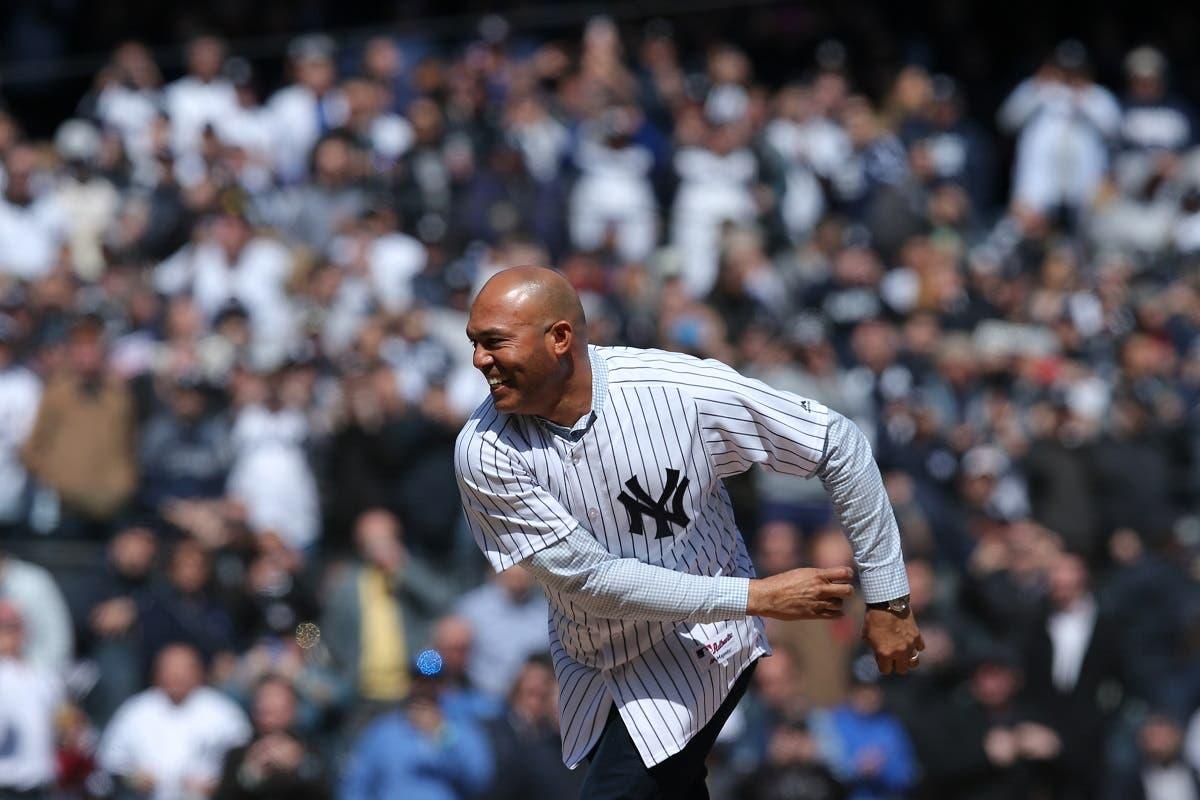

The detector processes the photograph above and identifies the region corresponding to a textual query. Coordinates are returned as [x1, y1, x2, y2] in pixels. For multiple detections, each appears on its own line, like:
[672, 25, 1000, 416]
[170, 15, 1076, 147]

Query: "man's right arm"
[524, 528, 853, 623]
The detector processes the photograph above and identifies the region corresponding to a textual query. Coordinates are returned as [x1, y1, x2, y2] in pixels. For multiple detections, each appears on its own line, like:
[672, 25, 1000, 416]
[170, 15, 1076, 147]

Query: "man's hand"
[862, 608, 924, 675]
[747, 567, 855, 620]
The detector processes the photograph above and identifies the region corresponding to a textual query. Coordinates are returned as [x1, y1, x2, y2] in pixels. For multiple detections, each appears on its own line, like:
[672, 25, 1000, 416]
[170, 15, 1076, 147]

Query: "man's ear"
[548, 320, 573, 356]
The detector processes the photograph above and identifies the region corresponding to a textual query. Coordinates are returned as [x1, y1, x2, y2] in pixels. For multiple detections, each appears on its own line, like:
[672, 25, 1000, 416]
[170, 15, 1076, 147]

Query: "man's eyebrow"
[466, 327, 507, 339]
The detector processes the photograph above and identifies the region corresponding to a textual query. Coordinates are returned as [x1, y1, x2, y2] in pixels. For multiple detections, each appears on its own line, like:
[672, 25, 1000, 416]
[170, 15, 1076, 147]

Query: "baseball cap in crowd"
[288, 33, 336, 64]
[961, 445, 1008, 480]
[1125, 46, 1167, 79]
[930, 74, 960, 105]
[705, 84, 749, 126]
[1052, 39, 1089, 74]
[478, 14, 510, 45]
[814, 39, 847, 72]
[223, 56, 255, 89]
[54, 119, 101, 164]
[213, 299, 250, 327]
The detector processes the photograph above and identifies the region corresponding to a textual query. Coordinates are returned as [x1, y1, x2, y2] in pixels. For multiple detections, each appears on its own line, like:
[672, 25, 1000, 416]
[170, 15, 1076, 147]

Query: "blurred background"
[0, 1, 1197, 798]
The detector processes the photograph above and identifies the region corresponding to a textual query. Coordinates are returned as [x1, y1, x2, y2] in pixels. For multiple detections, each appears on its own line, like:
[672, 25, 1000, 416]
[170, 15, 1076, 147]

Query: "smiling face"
[466, 269, 583, 417]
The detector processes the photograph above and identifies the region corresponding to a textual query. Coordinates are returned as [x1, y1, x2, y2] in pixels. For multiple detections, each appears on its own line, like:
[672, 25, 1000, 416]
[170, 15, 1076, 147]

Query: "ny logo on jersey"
[617, 468, 690, 539]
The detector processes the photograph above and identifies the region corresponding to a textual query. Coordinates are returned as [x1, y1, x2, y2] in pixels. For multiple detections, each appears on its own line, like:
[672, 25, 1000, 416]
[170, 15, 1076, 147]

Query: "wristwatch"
[866, 594, 911, 617]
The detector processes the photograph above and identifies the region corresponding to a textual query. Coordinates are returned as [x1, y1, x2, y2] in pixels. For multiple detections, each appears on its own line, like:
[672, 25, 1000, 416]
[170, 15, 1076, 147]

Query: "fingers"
[914, 633, 926, 652]
[816, 581, 854, 599]
[819, 566, 855, 583]
[817, 598, 844, 616]
[875, 653, 893, 676]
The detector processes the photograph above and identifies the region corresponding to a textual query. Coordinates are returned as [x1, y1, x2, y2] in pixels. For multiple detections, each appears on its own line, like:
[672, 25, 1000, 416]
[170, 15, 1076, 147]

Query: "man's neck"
[540, 349, 593, 428]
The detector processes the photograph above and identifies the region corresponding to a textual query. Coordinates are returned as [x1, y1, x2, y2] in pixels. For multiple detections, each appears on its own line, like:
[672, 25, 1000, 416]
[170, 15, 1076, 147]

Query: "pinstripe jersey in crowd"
[455, 345, 832, 769]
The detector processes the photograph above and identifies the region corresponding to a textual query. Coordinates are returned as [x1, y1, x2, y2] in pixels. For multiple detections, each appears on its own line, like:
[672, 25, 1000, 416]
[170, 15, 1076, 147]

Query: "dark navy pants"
[577, 659, 758, 800]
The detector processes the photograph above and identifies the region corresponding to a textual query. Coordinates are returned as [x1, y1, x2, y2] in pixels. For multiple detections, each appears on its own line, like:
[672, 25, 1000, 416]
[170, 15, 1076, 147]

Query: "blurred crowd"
[0, 12, 1197, 800]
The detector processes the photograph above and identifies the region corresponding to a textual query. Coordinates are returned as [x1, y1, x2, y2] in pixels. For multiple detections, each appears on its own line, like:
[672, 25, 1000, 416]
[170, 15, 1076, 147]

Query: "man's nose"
[472, 344, 492, 370]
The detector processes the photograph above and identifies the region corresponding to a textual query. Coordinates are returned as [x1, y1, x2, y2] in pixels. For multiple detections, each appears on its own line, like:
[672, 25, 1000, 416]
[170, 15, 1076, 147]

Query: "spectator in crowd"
[213, 676, 329, 800]
[483, 655, 582, 800]
[0, 546, 73, 673]
[135, 538, 236, 672]
[280, 132, 371, 255]
[811, 657, 918, 800]
[454, 565, 548, 699]
[322, 509, 454, 708]
[268, 35, 344, 183]
[225, 360, 320, 554]
[164, 35, 237, 161]
[728, 648, 814, 773]
[99, 643, 251, 800]
[48, 118, 122, 281]
[768, 525, 864, 709]
[1020, 550, 1126, 799]
[0, 144, 64, 281]
[898, 73, 995, 216]
[0, 316, 41, 535]
[998, 40, 1121, 226]
[569, 104, 659, 263]
[671, 104, 759, 297]
[80, 524, 159, 723]
[0, 601, 65, 799]
[1107, 713, 1200, 800]
[428, 614, 503, 723]
[137, 370, 232, 514]
[1117, 46, 1195, 158]
[913, 645, 1067, 799]
[22, 313, 137, 538]
[735, 717, 846, 800]
[1103, 528, 1199, 710]
[340, 653, 493, 800]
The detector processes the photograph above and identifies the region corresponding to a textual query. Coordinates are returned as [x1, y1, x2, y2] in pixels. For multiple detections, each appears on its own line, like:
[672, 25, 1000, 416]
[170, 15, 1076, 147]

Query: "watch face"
[889, 599, 909, 614]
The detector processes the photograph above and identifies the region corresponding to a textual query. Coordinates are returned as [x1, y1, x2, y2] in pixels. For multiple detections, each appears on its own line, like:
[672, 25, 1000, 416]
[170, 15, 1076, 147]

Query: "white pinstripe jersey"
[455, 345, 831, 768]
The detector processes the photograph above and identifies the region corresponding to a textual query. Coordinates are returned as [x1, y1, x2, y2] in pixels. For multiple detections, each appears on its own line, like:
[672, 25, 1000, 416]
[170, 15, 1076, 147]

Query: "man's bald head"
[467, 266, 593, 420]
[475, 266, 588, 344]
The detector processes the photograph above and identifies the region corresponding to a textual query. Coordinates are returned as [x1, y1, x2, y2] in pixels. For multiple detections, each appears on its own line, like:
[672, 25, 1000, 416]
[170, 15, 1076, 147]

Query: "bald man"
[455, 267, 921, 799]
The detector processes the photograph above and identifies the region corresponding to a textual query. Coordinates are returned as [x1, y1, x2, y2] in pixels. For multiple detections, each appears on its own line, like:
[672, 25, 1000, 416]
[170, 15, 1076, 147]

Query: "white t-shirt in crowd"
[227, 405, 318, 551]
[0, 657, 63, 790]
[0, 365, 41, 522]
[164, 76, 238, 158]
[99, 686, 251, 800]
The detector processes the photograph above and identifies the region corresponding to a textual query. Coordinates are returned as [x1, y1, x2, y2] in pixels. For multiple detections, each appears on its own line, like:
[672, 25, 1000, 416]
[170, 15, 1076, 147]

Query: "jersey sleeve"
[454, 417, 582, 571]
[687, 357, 830, 479]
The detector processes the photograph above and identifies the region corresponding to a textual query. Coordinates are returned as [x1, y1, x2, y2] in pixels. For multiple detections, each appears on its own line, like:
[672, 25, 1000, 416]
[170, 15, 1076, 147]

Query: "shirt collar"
[537, 345, 607, 442]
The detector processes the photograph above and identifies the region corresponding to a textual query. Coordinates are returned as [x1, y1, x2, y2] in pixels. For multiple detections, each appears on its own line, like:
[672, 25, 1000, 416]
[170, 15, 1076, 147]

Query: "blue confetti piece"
[416, 649, 444, 676]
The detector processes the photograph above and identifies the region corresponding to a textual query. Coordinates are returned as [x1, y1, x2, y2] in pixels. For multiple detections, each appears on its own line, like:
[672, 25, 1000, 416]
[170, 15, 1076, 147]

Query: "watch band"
[866, 594, 911, 615]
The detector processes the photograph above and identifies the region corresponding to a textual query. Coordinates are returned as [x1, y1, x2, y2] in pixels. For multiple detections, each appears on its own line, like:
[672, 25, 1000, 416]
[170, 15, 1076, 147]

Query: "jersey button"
[571, 451, 582, 464]
[588, 508, 600, 520]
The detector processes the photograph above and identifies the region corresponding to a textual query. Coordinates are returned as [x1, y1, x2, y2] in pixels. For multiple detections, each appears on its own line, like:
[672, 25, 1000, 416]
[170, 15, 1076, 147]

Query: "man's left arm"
[687, 356, 922, 674]
[812, 410, 923, 675]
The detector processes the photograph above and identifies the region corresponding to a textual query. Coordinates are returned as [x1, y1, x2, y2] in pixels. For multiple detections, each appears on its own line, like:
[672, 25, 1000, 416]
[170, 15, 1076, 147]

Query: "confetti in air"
[416, 649, 444, 676]
[295, 622, 321, 649]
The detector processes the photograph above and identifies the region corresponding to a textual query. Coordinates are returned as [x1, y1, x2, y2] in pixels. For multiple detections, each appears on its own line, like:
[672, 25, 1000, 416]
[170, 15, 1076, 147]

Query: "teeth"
[488, 377, 503, 386]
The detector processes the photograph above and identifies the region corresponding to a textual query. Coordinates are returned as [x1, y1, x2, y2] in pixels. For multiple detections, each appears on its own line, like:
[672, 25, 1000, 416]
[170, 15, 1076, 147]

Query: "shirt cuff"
[709, 576, 750, 620]
[858, 562, 911, 605]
